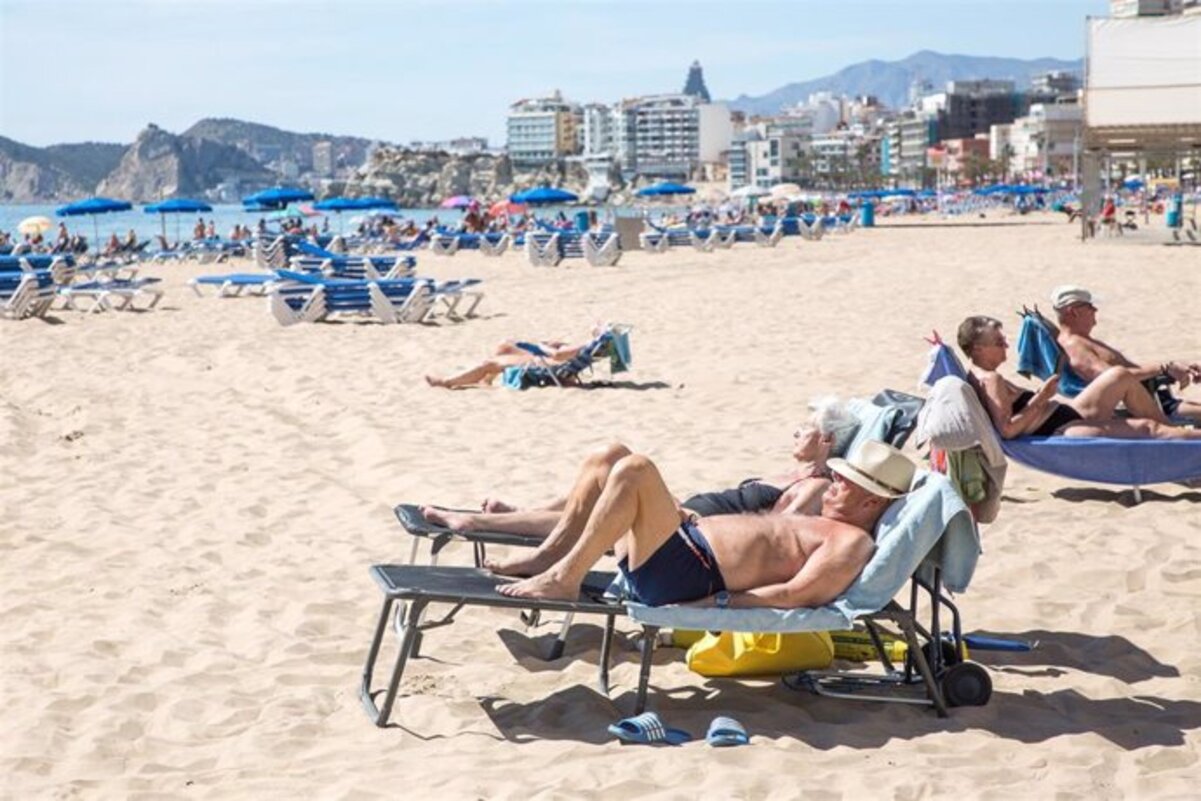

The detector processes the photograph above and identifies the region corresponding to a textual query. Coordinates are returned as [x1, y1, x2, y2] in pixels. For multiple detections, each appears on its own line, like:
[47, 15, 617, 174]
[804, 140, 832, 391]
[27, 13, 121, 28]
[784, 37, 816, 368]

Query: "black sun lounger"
[359, 565, 643, 728]
[394, 503, 542, 567]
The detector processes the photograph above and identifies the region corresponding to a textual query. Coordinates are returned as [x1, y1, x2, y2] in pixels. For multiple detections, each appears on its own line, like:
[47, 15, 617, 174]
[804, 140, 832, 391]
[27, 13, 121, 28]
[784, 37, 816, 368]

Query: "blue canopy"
[356, 196, 398, 211]
[143, 198, 212, 214]
[1122, 177, 1145, 191]
[242, 186, 315, 209]
[56, 197, 133, 217]
[314, 197, 367, 212]
[636, 181, 696, 197]
[510, 187, 578, 205]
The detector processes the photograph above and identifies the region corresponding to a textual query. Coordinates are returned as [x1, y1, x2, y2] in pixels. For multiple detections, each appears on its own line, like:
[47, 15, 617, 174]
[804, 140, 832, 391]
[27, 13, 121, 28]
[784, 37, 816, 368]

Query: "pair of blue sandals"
[608, 712, 748, 747]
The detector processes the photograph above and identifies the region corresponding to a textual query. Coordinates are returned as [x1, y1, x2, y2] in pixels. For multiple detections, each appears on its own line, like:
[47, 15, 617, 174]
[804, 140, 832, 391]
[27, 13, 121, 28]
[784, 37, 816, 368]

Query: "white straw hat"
[827, 440, 916, 499]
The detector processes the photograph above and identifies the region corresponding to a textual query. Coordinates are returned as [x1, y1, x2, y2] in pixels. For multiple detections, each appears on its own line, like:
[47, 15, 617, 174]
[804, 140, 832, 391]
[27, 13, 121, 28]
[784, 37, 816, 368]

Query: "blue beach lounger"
[922, 341, 1201, 497]
[189, 273, 279, 297]
[360, 472, 987, 728]
[269, 270, 434, 326]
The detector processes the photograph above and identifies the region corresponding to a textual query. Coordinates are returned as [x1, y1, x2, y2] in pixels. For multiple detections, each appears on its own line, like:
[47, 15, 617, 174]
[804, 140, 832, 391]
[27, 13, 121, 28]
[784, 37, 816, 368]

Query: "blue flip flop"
[707, 716, 749, 747]
[607, 712, 692, 745]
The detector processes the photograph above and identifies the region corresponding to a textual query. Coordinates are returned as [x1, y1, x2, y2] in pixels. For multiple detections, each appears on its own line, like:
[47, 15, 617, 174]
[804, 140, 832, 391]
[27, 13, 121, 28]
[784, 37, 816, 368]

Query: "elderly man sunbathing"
[422, 396, 862, 546]
[1051, 285, 1201, 423]
[496, 441, 916, 609]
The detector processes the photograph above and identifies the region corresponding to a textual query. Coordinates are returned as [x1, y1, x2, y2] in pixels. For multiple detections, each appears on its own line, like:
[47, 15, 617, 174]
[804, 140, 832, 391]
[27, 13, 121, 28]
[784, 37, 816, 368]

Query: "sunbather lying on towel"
[496, 440, 916, 607]
[424, 328, 604, 389]
[958, 315, 1201, 440]
[1050, 285, 1201, 423]
[421, 397, 860, 541]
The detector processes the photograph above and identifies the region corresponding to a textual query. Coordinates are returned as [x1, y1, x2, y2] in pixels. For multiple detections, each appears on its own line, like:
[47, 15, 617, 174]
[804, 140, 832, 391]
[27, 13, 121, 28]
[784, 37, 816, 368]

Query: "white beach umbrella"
[769, 183, 802, 199]
[729, 185, 770, 199]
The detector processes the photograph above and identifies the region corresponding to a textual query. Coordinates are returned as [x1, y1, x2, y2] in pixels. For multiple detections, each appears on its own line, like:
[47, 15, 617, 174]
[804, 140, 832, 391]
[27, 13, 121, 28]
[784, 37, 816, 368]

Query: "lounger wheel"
[941, 662, 991, 707]
[921, 639, 963, 670]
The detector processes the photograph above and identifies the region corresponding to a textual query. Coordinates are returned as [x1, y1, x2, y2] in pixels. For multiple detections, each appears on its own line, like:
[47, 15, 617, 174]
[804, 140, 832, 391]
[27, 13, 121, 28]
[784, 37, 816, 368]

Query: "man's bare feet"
[425, 375, 448, 388]
[484, 550, 557, 577]
[495, 571, 580, 601]
[481, 498, 517, 513]
[420, 505, 477, 532]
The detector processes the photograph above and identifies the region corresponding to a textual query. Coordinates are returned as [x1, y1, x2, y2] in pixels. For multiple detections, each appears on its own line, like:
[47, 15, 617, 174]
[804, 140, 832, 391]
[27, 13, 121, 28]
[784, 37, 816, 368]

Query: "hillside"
[96, 124, 272, 202]
[728, 50, 1082, 114]
[0, 136, 91, 202]
[183, 118, 376, 168]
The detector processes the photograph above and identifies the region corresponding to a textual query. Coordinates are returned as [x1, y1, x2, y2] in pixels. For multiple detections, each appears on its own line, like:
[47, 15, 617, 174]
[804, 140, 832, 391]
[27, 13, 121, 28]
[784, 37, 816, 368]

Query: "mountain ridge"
[727, 50, 1082, 115]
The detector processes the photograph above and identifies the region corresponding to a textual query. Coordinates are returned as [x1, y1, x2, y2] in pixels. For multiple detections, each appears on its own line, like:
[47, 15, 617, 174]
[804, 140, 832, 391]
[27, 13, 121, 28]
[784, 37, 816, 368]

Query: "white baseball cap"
[1050, 285, 1098, 311]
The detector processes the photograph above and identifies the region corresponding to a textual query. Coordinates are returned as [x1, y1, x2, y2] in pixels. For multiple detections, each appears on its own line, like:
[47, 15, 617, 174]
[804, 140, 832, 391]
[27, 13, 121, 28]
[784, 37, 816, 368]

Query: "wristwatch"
[714, 591, 731, 609]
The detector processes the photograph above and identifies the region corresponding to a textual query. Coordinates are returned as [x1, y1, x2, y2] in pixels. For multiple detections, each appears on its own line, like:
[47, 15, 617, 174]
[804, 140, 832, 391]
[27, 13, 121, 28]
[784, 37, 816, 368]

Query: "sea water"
[0, 204, 457, 245]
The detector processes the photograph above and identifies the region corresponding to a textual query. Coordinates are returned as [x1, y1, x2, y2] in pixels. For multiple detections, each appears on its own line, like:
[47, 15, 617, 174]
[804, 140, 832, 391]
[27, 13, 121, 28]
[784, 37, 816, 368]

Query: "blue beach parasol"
[510, 187, 578, 205]
[144, 198, 213, 243]
[242, 186, 315, 210]
[56, 196, 133, 254]
[636, 181, 696, 197]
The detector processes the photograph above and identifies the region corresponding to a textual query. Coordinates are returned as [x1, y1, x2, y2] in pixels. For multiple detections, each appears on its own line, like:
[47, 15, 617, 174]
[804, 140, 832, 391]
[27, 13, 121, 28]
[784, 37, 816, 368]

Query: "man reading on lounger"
[496, 441, 916, 609]
[1051, 285, 1201, 423]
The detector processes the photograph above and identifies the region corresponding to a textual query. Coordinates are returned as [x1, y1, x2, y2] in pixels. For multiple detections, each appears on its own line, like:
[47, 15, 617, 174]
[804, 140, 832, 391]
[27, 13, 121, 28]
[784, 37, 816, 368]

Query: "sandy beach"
[3, 214, 1200, 799]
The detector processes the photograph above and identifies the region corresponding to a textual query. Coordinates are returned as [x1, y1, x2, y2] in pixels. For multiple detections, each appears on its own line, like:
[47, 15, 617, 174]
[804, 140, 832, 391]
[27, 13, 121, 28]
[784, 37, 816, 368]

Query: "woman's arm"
[977, 372, 1059, 438]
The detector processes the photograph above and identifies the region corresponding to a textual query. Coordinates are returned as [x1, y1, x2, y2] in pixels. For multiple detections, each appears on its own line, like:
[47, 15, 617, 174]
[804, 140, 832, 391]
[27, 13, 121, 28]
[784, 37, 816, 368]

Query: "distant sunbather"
[494, 441, 915, 607]
[424, 328, 604, 389]
[958, 316, 1201, 440]
[421, 398, 860, 541]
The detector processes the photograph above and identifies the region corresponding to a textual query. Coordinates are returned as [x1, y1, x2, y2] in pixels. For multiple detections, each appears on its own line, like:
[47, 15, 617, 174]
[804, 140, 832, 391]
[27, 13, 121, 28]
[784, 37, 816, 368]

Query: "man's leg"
[1073, 366, 1170, 424]
[498, 454, 682, 600]
[485, 442, 631, 576]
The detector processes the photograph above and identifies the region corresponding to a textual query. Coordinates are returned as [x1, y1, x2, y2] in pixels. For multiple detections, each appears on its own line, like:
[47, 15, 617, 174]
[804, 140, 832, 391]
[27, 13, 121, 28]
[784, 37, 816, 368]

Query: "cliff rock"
[0, 136, 94, 202]
[96, 124, 272, 202]
[345, 148, 594, 206]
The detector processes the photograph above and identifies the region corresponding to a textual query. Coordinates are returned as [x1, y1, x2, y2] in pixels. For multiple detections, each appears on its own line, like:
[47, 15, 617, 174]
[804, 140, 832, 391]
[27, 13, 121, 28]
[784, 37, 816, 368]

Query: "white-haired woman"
[419, 397, 862, 565]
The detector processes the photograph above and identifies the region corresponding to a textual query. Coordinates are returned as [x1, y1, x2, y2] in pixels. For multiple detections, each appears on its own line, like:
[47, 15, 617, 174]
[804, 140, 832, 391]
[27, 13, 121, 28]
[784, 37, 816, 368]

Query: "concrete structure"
[506, 91, 580, 165]
[726, 130, 760, 189]
[1109, 0, 1182, 15]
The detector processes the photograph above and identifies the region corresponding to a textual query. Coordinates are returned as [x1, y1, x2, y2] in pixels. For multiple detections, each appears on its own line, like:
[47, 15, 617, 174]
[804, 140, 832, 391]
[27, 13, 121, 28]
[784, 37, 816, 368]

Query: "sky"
[0, 0, 1109, 147]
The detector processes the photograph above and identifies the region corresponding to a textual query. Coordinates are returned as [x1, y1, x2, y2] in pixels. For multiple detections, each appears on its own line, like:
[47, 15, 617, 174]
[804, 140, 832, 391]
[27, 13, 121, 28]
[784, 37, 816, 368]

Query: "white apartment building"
[745, 133, 807, 187]
[611, 93, 732, 178]
[991, 103, 1083, 180]
[506, 91, 580, 165]
[581, 103, 617, 158]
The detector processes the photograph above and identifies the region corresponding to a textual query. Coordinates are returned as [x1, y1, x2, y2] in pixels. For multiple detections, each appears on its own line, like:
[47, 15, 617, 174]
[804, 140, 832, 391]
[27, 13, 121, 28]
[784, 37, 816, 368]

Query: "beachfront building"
[506, 91, 581, 165]
[928, 137, 991, 187]
[893, 112, 940, 187]
[993, 103, 1084, 181]
[744, 131, 807, 188]
[611, 93, 733, 179]
[726, 129, 760, 189]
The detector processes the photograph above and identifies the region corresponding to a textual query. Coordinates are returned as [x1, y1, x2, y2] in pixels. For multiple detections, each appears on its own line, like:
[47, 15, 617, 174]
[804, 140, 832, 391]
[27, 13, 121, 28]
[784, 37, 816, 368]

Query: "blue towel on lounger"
[625, 472, 979, 632]
[1015, 314, 1089, 397]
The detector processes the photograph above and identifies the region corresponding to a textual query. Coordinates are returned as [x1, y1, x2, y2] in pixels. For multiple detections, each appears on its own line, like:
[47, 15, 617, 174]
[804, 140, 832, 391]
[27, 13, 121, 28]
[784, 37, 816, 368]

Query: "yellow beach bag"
[686, 631, 835, 677]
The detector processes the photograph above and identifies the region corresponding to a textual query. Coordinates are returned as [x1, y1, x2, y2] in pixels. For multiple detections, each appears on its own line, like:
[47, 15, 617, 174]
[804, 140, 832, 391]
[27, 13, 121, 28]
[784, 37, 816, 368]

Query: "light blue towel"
[625, 472, 980, 632]
[609, 329, 631, 373]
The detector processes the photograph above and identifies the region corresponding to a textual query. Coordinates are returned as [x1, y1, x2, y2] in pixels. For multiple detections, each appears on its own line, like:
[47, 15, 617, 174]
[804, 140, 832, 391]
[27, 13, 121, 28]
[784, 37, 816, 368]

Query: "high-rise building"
[614, 93, 732, 179]
[682, 60, 711, 103]
[312, 141, 334, 177]
[506, 90, 581, 165]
